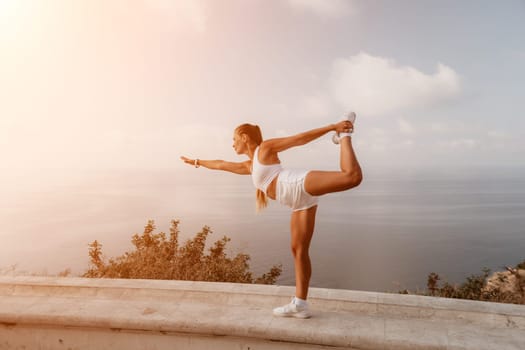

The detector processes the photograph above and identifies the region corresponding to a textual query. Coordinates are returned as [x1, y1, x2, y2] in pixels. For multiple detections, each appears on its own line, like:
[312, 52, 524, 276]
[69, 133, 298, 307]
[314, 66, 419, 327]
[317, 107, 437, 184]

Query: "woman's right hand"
[180, 156, 196, 166]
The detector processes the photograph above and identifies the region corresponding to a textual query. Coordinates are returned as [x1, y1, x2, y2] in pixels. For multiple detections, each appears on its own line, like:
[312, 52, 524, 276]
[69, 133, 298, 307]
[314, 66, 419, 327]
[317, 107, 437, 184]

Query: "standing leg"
[290, 205, 317, 300]
[273, 205, 317, 318]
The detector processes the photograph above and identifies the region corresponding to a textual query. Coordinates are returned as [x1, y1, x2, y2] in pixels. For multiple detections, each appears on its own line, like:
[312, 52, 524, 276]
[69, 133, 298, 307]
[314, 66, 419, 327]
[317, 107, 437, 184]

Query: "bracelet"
[194, 159, 200, 168]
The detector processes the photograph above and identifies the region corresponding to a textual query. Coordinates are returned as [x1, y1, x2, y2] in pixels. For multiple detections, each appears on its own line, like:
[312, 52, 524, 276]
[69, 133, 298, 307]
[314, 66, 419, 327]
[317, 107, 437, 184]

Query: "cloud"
[402, 139, 414, 147]
[438, 138, 477, 150]
[398, 118, 415, 134]
[298, 92, 339, 119]
[331, 52, 461, 116]
[487, 130, 509, 140]
[430, 122, 447, 133]
[287, 0, 355, 18]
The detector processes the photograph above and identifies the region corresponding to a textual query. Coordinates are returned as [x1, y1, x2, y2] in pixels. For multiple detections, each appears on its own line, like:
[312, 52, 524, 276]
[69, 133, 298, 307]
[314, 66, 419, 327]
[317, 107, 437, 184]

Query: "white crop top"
[251, 147, 282, 194]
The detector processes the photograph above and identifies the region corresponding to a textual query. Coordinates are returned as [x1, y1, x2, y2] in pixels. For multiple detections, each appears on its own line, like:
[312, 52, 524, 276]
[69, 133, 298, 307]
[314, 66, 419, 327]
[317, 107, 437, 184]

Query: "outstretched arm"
[180, 156, 251, 175]
[262, 120, 351, 153]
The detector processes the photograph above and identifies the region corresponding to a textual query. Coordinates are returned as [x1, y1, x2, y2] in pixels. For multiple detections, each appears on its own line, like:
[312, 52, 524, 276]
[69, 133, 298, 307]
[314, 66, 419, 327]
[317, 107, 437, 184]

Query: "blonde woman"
[180, 115, 362, 318]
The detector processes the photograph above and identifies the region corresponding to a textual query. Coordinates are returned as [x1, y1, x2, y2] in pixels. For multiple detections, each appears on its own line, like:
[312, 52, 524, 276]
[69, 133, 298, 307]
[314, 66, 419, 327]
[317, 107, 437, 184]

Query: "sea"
[1, 166, 524, 293]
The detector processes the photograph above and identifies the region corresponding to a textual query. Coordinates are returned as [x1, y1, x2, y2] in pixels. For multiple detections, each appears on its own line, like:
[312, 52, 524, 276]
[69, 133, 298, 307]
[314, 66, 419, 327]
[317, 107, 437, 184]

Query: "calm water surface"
[1, 168, 524, 292]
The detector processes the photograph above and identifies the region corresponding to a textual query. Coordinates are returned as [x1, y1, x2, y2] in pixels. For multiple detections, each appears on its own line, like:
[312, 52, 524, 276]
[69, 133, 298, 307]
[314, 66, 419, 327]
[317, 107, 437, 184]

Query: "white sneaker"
[273, 297, 312, 318]
[332, 111, 356, 144]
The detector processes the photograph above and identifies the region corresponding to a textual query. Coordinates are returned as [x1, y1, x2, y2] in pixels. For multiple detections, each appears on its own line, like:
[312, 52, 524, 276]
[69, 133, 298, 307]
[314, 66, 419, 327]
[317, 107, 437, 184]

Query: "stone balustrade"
[1, 276, 524, 349]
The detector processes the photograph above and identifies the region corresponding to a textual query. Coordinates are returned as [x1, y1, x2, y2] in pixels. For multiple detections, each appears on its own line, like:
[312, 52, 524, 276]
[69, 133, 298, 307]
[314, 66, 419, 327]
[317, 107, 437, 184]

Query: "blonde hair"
[234, 123, 267, 212]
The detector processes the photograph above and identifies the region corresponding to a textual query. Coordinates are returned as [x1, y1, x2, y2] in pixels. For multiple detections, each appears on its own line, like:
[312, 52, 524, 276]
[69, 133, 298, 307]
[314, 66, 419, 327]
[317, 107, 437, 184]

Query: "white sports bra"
[251, 147, 282, 194]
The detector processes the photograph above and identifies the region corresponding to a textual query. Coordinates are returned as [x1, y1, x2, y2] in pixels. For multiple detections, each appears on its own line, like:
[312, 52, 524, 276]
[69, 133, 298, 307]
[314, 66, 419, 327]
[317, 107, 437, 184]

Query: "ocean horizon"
[1, 166, 525, 292]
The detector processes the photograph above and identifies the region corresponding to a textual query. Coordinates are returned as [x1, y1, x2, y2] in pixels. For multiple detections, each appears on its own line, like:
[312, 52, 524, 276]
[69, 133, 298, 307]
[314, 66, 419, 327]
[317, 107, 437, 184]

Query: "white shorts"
[276, 169, 319, 211]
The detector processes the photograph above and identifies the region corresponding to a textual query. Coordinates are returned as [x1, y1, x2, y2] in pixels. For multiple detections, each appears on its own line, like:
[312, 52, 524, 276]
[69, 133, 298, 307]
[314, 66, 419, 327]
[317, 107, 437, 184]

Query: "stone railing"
[1, 276, 524, 349]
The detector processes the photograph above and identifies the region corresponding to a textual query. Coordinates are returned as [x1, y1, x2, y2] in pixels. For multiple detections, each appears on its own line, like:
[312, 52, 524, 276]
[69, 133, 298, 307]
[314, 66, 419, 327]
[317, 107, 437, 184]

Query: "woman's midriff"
[266, 176, 279, 200]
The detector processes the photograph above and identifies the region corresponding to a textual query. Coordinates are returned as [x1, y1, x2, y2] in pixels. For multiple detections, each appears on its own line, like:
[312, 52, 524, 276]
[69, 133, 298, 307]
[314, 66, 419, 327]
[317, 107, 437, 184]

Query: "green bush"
[83, 219, 282, 284]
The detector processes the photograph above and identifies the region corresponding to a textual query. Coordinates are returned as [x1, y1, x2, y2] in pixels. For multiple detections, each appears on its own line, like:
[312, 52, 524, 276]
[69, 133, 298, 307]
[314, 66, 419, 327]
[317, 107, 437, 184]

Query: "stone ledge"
[0, 276, 524, 350]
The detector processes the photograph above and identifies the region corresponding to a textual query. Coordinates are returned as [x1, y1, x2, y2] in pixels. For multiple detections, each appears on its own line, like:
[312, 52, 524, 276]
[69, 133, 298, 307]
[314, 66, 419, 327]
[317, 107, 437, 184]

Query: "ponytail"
[256, 188, 268, 212]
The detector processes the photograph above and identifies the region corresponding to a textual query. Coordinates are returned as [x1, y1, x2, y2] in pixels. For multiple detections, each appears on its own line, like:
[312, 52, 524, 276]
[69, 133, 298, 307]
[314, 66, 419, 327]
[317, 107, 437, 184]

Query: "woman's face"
[232, 132, 246, 155]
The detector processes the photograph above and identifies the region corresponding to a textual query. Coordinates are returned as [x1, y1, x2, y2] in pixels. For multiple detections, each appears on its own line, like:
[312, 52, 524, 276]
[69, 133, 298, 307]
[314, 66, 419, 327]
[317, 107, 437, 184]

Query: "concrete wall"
[1, 276, 524, 349]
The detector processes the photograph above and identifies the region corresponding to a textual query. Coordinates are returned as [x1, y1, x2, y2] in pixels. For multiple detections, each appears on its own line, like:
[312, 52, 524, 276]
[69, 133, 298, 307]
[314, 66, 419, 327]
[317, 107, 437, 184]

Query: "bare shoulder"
[258, 140, 273, 156]
[258, 140, 281, 164]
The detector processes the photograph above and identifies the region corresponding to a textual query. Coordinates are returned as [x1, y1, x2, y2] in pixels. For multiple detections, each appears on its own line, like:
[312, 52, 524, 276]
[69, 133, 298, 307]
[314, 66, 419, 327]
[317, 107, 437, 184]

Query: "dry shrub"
[402, 264, 524, 305]
[83, 219, 282, 285]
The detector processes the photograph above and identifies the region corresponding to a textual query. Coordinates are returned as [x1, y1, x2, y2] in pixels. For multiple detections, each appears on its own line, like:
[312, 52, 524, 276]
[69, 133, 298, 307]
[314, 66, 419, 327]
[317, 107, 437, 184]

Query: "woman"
[180, 115, 362, 318]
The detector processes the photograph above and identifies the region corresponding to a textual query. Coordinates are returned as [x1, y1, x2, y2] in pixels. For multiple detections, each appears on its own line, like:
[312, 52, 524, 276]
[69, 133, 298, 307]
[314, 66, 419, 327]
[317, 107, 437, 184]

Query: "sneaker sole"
[273, 311, 312, 319]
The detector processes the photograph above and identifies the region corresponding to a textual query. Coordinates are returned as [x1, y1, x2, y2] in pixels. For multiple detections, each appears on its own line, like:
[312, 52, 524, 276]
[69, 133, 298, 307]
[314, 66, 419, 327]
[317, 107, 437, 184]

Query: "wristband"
[194, 159, 200, 168]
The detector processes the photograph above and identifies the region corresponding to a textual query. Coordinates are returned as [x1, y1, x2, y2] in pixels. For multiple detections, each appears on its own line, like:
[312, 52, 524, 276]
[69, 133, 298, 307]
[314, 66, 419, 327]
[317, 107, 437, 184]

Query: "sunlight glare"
[0, 0, 27, 40]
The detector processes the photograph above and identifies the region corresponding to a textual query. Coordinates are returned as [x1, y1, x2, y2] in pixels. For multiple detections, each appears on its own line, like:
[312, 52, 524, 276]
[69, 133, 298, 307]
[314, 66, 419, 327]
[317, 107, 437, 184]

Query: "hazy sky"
[1, 0, 524, 184]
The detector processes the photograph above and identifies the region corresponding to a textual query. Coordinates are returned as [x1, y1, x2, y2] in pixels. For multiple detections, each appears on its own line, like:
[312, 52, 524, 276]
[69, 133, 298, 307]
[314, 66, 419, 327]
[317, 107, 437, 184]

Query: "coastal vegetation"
[83, 219, 282, 284]
[400, 262, 525, 304]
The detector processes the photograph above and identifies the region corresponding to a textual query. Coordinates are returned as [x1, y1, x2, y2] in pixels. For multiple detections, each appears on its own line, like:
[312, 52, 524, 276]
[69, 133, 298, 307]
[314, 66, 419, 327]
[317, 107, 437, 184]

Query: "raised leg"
[290, 205, 317, 300]
[304, 136, 362, 196]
